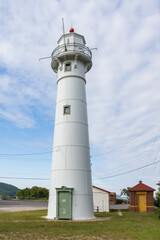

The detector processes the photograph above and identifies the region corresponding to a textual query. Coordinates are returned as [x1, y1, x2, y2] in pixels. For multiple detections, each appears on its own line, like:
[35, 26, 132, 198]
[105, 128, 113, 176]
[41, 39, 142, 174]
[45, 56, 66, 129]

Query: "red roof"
[129, 182, 155, 192]
[92, 185, 110, 193]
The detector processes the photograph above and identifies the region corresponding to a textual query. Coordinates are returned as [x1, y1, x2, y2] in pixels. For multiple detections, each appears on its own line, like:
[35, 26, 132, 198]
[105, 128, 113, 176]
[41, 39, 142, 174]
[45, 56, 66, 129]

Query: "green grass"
[0, 210, 159, 239]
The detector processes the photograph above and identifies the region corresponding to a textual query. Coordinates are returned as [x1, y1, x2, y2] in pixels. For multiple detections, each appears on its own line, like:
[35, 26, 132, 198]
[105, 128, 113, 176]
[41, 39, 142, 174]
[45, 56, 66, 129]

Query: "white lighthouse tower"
[47, 27, 94, 220]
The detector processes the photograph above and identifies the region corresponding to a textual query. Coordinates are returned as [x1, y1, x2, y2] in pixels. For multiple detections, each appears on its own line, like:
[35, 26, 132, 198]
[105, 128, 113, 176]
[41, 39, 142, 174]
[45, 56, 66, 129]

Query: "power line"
[152, 142, 160, 175]
[1, 121, 159, 158]
[0, 176, 50, 180]
[92, 120, 160, 157]
[0, 151, 53, 156]
[1, 159, 160, 181]
[0, 157, 52, 161]
[101, 149, 156, 176]
[93, 159, 160, 180]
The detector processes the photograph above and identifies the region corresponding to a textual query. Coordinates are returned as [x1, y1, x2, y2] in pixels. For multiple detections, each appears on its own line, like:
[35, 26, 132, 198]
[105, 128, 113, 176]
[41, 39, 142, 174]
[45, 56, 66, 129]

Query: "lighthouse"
[47, 27, 94, 220]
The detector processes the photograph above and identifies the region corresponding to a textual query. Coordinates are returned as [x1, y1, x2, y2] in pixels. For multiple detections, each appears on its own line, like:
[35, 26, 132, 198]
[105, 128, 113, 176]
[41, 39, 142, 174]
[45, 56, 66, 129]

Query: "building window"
[65, 62, 71, 72]
[63, 105, 71, 115]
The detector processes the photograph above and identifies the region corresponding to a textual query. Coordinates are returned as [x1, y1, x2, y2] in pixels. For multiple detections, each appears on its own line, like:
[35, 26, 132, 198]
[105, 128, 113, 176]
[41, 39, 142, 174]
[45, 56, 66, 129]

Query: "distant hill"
[0, 182, 19, 196]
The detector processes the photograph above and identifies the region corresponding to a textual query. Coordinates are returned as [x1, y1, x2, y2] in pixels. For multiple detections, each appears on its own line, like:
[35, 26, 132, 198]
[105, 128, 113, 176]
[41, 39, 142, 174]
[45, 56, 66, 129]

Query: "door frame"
[56, 186, 73, 220]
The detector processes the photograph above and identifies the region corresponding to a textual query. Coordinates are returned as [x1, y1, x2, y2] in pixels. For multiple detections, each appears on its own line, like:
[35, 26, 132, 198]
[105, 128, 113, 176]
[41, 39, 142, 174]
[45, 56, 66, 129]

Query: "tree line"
[16, 186, 49, 200]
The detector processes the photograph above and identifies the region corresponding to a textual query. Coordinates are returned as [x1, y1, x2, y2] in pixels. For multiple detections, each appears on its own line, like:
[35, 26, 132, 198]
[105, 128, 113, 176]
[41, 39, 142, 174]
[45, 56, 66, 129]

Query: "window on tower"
[65, 62, 71, 72]
[63, 105, 71, 115]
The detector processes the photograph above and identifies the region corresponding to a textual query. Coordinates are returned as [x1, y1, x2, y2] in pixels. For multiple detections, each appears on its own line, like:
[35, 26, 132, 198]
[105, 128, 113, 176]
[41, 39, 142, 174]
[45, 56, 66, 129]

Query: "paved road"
[0, 200, 48, 212]
[0, 200, 129, 212]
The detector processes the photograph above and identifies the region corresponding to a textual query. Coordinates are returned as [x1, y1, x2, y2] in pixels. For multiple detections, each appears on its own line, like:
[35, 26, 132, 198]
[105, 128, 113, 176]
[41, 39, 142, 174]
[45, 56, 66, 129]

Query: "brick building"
[110, 192, 116, 205]
[129, 181, 155, 212]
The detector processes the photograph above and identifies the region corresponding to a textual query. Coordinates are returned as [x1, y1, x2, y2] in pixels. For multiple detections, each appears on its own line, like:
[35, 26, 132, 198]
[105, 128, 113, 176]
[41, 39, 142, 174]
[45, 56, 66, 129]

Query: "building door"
[138, 194, 146, 212]
[56, 186, 73, 219]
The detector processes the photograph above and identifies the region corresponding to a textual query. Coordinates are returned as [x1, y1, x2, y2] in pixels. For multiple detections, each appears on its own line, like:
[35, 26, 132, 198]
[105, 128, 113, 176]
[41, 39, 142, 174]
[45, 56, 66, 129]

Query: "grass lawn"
[0, 210, 159, 240]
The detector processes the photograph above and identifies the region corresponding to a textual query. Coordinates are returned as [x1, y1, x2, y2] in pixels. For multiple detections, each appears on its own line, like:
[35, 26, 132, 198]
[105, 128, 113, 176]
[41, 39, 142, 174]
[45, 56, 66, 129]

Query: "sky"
[0, 0, 160, 195]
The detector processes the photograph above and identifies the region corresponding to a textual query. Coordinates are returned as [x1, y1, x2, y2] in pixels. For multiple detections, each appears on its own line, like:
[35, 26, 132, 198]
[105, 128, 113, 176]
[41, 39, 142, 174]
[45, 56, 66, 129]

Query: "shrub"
[116, 199, 124, 204]
[1, 193, 8, 200]
[154, 197, 160, 207]
[155, 207, 160, 219]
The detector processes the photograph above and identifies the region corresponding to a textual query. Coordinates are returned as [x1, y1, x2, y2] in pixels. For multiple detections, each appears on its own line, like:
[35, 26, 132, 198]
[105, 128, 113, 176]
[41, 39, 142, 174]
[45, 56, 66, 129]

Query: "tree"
[30, 186, 39, 199]
[120, 187, 131, 199]
[37, 187, 49, 199]
[154, 182, 160, 207]
[1, 193, 8, 200]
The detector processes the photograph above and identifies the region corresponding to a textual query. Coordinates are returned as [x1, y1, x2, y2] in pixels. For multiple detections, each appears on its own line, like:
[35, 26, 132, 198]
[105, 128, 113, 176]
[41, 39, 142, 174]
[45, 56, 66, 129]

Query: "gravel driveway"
[110, 204, 129, 209]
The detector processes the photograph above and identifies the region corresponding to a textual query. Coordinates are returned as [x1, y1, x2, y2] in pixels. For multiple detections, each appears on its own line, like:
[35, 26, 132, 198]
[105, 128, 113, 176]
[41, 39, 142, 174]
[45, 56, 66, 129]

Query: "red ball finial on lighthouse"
[69, 27, 74, 33]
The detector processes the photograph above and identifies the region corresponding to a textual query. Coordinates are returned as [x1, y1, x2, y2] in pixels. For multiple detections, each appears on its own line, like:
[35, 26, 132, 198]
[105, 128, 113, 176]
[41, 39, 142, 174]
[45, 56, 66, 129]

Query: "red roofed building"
[129, 181, 155, 212]
[92, 186, 110, 212]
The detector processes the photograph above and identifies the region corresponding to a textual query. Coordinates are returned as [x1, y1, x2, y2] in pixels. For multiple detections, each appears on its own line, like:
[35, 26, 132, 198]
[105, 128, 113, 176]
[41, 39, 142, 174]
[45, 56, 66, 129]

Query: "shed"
[92, 186, 110, 212]
[129, 181, 155, 212]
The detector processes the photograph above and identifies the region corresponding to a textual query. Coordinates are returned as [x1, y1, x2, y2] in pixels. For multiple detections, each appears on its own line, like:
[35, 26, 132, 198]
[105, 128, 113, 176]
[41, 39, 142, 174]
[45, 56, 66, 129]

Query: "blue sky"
[0, 0, 160, 194]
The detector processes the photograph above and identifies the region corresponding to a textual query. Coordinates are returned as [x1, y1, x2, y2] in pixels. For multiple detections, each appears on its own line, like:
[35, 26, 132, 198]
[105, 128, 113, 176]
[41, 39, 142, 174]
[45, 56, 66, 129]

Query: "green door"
[58, 192, 71, 219]
[56, 187, 73, 220]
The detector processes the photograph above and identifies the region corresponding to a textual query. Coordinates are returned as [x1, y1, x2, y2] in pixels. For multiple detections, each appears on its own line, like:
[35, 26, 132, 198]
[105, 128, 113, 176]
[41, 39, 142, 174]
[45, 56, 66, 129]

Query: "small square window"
[63, 105, 71, 115]
[65, 63, 71, 72]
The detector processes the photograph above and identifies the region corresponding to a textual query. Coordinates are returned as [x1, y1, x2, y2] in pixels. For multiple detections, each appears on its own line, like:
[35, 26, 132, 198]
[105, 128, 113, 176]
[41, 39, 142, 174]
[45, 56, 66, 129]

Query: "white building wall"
[92, 187, 110, 212]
